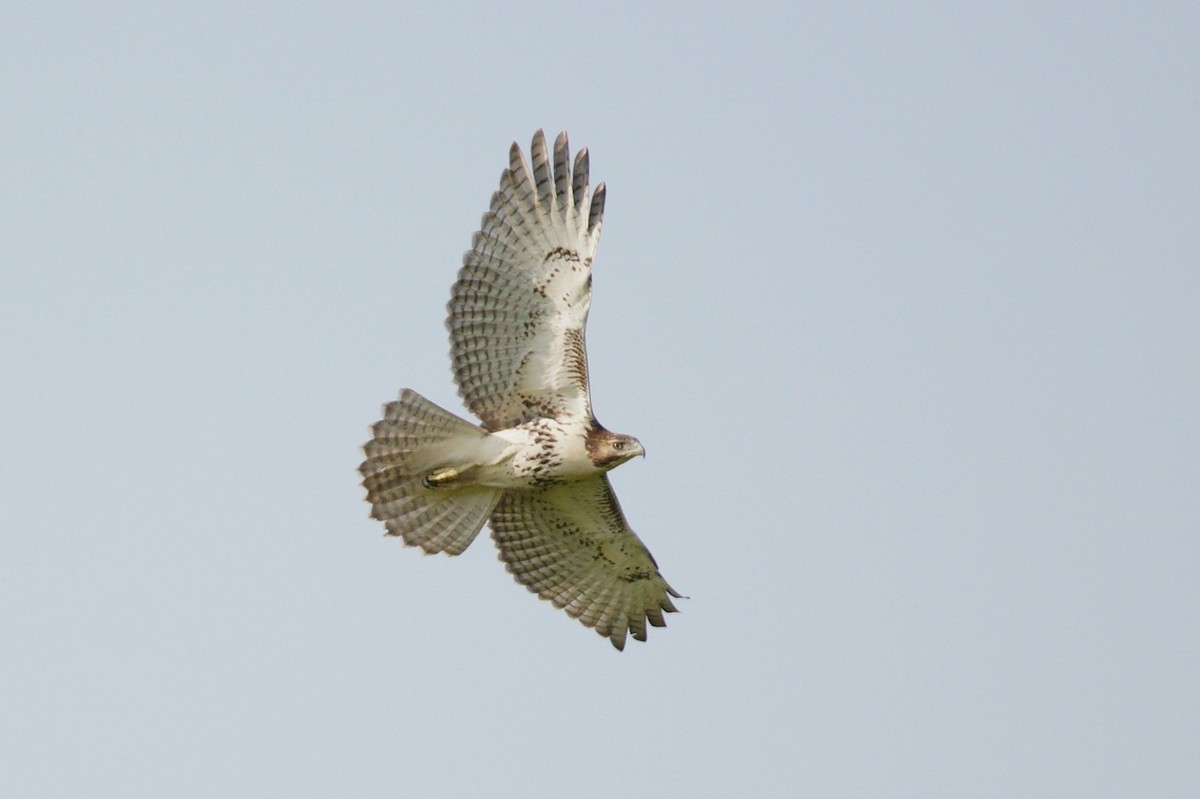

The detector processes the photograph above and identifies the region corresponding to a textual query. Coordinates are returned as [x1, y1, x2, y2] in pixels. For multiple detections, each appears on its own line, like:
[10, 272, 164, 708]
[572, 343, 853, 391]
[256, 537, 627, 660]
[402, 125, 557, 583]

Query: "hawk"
[360, 130, 680, 650]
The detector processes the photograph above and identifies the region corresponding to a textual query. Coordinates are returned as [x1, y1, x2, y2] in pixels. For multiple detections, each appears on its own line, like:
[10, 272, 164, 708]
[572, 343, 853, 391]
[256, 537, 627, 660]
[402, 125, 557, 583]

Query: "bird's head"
[586, 428, 645, 470]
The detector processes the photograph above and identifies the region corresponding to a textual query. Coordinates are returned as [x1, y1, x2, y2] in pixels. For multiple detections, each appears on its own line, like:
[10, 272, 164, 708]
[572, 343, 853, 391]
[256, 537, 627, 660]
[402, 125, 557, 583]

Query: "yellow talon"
[423, 467, 460, 488]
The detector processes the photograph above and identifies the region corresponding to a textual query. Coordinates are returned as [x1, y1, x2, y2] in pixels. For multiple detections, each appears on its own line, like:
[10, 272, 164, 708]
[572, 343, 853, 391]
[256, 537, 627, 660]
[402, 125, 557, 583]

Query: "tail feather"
[360, 389, 501, 555]
[375, 478, 500, 556]
[364, 388, 486, 470]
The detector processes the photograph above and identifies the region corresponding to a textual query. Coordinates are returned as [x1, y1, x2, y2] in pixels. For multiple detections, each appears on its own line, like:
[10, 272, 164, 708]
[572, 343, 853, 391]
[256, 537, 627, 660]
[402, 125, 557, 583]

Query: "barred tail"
[359, 389, 501, 555]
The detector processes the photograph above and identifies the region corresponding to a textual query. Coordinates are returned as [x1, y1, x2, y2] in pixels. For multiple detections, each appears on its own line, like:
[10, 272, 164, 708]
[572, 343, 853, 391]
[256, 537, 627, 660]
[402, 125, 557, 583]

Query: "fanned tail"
[360, 389, 501, 555]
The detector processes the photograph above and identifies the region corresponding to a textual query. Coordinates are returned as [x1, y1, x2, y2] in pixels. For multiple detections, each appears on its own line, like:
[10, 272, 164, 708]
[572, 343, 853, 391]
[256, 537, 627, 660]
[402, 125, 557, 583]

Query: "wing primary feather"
[553, 131, 572, 220]
[588, 182, 606, 239]
[627, 605, 649, 643]
[507, 142, 537, 216]
[572, 147, 589, 217]
[530, 129, 554, 212]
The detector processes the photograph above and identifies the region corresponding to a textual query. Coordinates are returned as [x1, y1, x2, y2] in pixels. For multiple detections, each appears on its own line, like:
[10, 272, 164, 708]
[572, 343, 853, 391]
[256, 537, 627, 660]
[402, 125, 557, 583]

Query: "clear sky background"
[3, 3, 1197, 796]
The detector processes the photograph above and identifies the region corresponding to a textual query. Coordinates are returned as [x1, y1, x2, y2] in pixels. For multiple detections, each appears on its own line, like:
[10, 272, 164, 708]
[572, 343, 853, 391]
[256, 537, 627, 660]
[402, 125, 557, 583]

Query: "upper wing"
[489, 475, 680, 650]
[447, 130, 606, 431]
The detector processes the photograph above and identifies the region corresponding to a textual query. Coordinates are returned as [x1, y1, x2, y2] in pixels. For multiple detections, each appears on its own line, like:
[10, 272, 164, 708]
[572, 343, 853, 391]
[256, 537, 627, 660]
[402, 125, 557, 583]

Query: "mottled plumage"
[360, 131, 679, 650]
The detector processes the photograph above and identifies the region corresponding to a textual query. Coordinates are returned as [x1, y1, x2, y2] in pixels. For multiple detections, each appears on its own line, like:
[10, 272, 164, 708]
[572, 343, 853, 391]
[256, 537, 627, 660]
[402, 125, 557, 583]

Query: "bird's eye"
[612, 441, 625, 451]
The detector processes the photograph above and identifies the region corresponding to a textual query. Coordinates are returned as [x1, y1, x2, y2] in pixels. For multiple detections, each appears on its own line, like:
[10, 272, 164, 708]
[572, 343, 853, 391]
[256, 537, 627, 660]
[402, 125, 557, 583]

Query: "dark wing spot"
[544, 247, 581, 264]
[562, 327, 590, 394]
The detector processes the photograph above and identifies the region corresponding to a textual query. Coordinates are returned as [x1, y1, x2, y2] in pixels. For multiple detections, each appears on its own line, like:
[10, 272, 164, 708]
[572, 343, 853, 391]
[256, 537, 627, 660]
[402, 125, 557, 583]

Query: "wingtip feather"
[588, 182, 606, 237]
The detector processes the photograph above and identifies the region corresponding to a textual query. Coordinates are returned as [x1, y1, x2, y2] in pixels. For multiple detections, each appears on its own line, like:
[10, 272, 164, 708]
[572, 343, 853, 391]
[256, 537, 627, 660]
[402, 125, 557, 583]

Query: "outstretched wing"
[447, 130, 606, 431]
[489, 476, 680, 650]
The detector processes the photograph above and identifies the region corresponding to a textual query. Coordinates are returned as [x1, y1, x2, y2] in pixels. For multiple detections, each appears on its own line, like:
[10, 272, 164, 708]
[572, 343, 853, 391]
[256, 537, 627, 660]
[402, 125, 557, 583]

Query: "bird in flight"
[360, 130, 680, 650]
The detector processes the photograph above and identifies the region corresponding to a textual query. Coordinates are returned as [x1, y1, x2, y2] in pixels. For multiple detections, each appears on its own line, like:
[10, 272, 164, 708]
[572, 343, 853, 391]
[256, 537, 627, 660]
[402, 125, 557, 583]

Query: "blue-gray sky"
[3, 3, 1197, 796]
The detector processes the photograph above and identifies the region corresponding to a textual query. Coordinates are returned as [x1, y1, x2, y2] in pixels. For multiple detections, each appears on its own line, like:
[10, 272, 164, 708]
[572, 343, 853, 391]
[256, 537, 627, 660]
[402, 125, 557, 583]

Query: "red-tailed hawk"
[360, 130, 680, 650]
